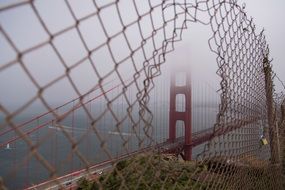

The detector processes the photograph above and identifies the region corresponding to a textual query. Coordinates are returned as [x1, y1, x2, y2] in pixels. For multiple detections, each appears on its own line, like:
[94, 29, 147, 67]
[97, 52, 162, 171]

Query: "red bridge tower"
[169, 69, 192, 160]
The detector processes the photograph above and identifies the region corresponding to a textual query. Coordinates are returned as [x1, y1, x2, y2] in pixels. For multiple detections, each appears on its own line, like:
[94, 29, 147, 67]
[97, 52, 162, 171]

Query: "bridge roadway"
[26, 118, 258, 190]
[162, 118, 258, 155]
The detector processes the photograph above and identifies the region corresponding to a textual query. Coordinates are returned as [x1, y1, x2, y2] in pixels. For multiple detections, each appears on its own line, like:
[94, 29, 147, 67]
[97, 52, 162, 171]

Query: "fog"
[0, 0, 284, 116]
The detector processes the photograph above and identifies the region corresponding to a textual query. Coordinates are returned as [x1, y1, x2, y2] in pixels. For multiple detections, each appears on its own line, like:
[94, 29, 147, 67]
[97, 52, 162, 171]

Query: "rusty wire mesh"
[0, 0, 284, 189]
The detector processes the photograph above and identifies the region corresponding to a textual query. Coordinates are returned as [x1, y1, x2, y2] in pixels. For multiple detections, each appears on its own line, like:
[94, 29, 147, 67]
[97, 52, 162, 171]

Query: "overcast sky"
[0, 0, 284, 114]
[241, 0, 285, 92]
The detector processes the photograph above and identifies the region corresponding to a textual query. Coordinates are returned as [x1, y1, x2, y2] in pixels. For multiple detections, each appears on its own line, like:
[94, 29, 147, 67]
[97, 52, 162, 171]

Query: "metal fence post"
[263, 56, 281, 164]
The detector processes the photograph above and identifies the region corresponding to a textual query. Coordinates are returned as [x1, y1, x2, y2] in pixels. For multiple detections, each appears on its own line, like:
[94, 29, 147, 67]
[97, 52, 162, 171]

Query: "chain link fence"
[0, 0, 284, 189]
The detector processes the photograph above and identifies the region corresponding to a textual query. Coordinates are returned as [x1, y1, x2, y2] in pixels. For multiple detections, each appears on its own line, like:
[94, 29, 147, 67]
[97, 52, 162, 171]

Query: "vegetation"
[76, 153, 281, 190]
[77, 153, 207, 190]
